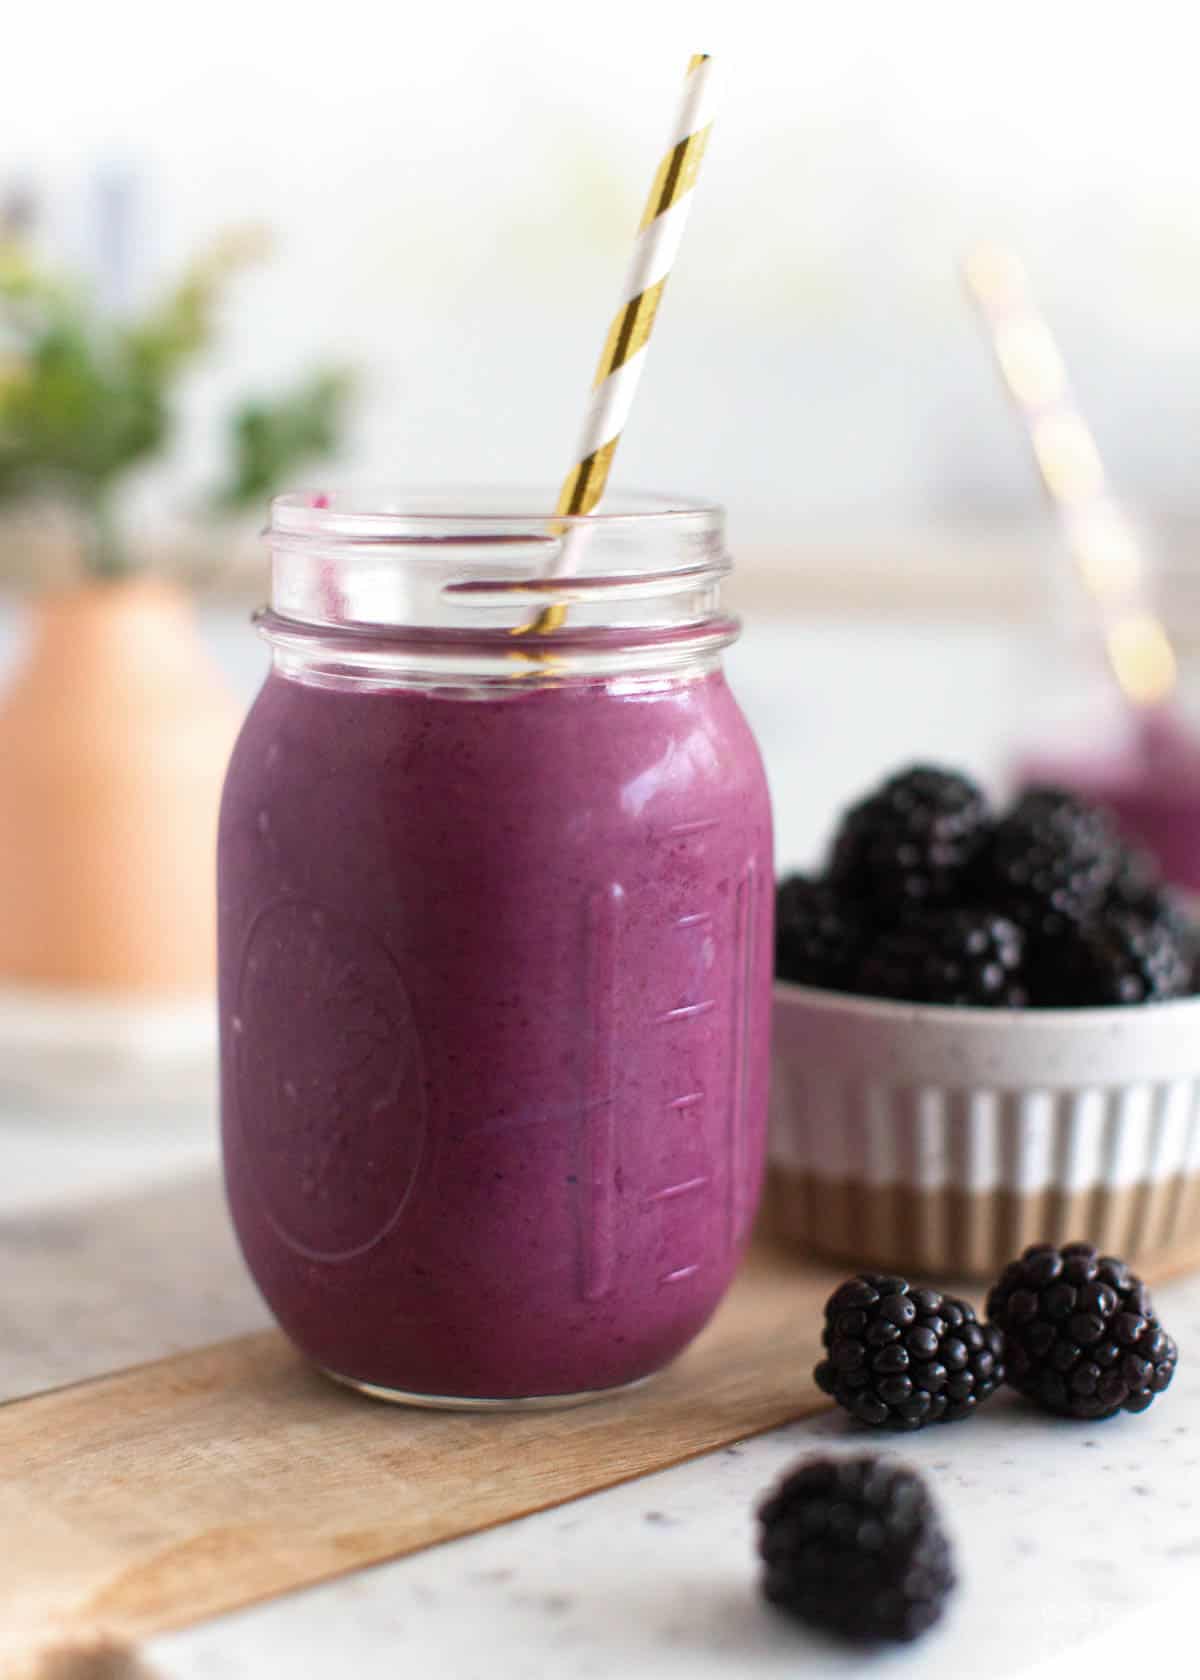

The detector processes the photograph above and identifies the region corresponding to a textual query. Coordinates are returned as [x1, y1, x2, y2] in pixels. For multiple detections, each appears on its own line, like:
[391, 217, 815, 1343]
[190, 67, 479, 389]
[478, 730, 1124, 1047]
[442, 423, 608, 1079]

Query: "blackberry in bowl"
[769, 766, 1200, 1277]
[1026, 906, 1193, 1007]
[856, 909, 1027, 1008]
[775, 874, 866, 993]
[830, 765, 990, 917]
[975, 786, 1121, 935]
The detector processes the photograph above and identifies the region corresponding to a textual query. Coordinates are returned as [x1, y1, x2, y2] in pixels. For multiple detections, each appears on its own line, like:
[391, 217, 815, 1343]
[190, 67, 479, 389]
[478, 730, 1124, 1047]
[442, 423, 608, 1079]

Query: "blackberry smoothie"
[218, 492, 774, 1404]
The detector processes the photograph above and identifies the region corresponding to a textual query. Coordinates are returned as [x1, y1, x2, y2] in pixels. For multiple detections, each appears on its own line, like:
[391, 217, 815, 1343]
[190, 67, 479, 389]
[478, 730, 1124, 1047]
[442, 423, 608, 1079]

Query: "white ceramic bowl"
[768, 982, 1200, 1277]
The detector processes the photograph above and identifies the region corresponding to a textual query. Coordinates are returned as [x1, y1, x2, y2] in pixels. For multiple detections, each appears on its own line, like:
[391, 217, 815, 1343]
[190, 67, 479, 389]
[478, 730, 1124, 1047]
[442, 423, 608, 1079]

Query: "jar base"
[320, 1366, 654, 1412]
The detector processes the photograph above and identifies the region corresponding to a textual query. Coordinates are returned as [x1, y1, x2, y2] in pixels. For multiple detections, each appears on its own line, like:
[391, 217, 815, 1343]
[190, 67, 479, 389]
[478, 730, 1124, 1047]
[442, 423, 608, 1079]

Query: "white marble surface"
[0, 1168, 268, 1402]
[144, 1314, 1200, 1680]
[0, 1098, 216, 1217]
[3, 1133, 1198, 1677]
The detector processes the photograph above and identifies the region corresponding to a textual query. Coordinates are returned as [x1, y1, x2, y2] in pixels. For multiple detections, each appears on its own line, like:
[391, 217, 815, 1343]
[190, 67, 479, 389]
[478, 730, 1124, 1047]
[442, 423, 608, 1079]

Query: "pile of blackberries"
[776, 767, 1198, 1007]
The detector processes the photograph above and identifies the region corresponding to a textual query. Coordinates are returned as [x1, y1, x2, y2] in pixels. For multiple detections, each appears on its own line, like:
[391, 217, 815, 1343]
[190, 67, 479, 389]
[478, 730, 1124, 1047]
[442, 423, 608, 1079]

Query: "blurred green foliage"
[215, 370, 355, 513]
[0, 227, 353, 577]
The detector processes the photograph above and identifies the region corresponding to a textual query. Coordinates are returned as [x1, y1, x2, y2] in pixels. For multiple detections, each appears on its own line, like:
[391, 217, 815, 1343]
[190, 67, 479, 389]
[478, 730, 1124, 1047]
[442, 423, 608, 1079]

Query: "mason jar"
[218, 489, 774, 1407]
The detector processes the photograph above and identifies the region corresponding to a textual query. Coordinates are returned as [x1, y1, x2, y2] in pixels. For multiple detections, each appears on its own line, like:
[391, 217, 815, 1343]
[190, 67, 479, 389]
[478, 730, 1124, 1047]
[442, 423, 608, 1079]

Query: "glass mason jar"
[218, 489, 774, 1407]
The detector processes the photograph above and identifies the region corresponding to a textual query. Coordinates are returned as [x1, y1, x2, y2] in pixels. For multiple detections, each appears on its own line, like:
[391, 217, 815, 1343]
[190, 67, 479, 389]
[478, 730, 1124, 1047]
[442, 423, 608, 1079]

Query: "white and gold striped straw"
[963, 242, 1177, 709]
[520, 53, 716, 635]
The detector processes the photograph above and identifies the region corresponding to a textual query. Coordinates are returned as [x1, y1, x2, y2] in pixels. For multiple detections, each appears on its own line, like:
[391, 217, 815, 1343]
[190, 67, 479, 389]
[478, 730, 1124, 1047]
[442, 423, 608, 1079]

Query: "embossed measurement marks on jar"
[578, 817, 761, 1302]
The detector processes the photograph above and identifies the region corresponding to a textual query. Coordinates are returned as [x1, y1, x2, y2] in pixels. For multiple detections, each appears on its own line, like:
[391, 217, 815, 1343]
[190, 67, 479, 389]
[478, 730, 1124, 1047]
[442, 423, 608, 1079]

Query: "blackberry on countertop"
[830, 765, 990, 916]
[975, 786, 1121, 935]
[757, 1454, 955, 1644]
[987, 1241, 1178, 1419]
[856, 908, 1027, 1008]
[775, 875, 866, 991]
[1026, 907, 1192, 1007]
[814, 1274, 1005, 1429]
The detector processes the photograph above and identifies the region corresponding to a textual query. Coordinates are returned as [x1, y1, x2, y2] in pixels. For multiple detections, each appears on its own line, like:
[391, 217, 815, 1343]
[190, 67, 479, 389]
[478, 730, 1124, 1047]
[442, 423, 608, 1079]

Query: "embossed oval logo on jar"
[234, 898, 427, 1261]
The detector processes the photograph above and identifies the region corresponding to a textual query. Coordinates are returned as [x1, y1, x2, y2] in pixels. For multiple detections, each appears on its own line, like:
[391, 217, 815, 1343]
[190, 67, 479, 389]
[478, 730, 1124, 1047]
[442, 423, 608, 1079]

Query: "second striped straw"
[962, 243, 1177, 711]
[520, 53, 717, 635]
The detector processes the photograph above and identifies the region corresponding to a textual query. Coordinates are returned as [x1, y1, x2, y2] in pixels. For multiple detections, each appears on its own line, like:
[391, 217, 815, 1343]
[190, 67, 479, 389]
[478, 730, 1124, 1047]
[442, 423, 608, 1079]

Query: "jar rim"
[265, 485, 733, 669]
[270, 485, 722, 541]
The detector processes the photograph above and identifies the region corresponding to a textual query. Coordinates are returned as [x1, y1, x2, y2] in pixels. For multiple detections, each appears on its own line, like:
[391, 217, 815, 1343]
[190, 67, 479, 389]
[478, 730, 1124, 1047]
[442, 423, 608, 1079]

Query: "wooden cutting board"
[0, 1241, 843, 1659]
[5, 1233, 1198, 1665]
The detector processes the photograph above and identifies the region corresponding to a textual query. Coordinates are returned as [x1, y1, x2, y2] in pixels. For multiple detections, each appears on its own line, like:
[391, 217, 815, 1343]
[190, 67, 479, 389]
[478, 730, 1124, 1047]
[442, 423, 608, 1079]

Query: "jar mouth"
[270, 486, 722, 543]
[265, 485, 733, 666]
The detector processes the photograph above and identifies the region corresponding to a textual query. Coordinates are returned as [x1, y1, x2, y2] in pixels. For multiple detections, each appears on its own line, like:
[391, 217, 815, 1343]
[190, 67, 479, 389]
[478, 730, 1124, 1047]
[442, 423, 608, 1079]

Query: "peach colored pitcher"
[0, 578, 241, 995]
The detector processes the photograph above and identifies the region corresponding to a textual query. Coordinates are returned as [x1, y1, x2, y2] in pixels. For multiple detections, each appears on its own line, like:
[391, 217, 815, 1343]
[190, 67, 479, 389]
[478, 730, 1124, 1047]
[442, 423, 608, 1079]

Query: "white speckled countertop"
[3, 605, 1199, 1675]
[135, 1351, 1194, 1680]
[2, 1136, 1197, 1680]
[139, 1286, 1198, 1680]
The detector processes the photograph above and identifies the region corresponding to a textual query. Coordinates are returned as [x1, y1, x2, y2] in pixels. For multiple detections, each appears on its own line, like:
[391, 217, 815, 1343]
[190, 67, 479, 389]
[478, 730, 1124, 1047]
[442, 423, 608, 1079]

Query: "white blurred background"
[5, 0, 1200, 1055]
[7, 0, 1200, 556]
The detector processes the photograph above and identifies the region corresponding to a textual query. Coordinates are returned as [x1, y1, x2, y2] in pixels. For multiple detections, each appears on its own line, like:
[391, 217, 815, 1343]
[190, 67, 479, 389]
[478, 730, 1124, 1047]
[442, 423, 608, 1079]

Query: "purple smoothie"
[219, 666, 773, 1399]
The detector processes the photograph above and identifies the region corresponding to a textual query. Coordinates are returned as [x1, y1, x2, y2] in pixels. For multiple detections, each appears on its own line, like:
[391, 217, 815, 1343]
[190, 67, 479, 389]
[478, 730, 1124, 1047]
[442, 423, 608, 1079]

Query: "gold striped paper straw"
[963, 242, 1177, 708]
[518, 53, 716, 635]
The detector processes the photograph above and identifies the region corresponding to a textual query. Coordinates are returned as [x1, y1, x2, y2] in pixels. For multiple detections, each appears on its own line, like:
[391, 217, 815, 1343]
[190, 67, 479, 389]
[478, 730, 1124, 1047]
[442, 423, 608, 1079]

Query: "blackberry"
[1105, 855, 1200, 983]
[975, 786, 1120, 936]
[856, 909, 1026, 1008]
[814, 1274, 1005, 1429]
[830, 765, 989, 916]
[987, 1241, 1178, 1419]
[1026, 907, 1192, 1006]
[757, 1454, 955, 1644]
[775, 875, 865, 991]
[1104, 848, 1171, 919]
